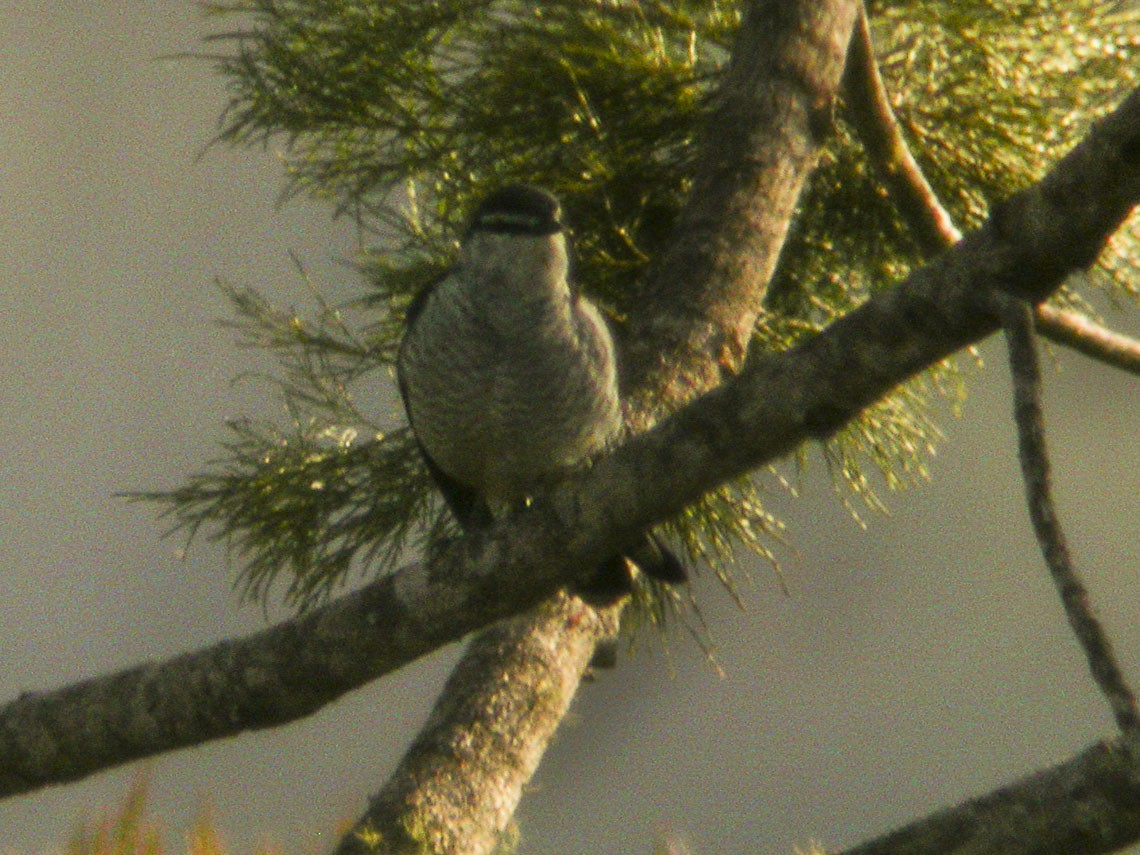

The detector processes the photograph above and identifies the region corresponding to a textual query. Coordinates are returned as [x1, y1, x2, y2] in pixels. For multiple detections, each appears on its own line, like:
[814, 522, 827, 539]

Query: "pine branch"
[342, 2, 863, 850]
[842, 2, 1140, 376]
[2, 66, 1136, 820]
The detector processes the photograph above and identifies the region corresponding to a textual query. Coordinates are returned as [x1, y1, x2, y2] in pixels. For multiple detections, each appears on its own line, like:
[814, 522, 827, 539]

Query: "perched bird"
[396, 183, 685, 594]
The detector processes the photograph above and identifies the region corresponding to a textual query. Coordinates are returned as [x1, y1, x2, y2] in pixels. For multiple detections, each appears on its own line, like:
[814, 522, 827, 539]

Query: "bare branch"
[841, 6, 962, 254]
[2, 79, 1137, 814]
[842, 3, 1140, 375]
[0, 558, 562, 800]
[839, 730, 1140, 855]
[995, 294, 1140, 733]
[1035, 303, 1140, 376]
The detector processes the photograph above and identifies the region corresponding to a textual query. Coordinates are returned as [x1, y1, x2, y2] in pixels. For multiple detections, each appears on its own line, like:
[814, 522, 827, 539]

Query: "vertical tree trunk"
[339, 1, 861, 851]
[336, 594, 621, 855]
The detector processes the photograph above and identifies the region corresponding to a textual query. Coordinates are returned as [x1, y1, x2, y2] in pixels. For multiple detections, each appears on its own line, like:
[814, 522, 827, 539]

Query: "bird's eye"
[467, 185, 564, 236]
[478, 212, 542, 231]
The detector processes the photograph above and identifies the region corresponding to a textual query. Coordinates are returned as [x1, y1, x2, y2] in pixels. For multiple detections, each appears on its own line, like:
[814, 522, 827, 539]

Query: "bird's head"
[458, 184, 570, 289]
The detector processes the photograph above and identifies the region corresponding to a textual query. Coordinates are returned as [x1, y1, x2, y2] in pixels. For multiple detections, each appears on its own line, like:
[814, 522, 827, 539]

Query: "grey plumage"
[397, 184, 684, 590]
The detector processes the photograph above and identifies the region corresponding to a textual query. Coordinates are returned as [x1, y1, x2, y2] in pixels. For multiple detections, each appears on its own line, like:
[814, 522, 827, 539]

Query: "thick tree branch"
[345, 2, 864, 850]
[625, 0, 863, 419]
[838, 729, 1140, 855]
[0, 555, 564, 800]
[569, 84, 1139, 555]
[842, 3, 1140, 376]
[2, 71, 1138, 846]
[334, 593, 621, 855]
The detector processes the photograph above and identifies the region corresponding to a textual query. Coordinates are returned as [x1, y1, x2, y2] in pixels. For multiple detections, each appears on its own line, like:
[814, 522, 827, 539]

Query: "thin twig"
[843, 3, 1140, 374]
[846, 2, 1140, 732]
[1036, 303, 1140, 377]
[994, 293, 1139, 733]
[842, 7, 962, 253]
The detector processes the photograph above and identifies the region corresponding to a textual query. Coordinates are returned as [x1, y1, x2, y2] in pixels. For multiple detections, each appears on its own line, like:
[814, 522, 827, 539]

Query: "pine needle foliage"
[64, 775, 281, 855]
[145, 0, 1140, 609]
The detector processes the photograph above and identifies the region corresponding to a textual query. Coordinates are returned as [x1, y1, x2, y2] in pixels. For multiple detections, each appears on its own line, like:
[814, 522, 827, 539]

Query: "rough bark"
[342, 1, 863, 851]
[626, 0, 863, 420]
[334, 594, 621, 855]
[1, 80, 1137, 811]
[4, 8, 1140, 854]
[839, 730, 1140, 855]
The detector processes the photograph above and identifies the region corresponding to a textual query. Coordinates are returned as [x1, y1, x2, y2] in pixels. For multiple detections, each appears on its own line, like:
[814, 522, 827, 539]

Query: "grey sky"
[2, 5, 1138, 853]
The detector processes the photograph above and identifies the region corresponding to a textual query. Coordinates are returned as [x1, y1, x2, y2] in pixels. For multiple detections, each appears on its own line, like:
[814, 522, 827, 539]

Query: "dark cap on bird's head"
[466, 184, 563, 238]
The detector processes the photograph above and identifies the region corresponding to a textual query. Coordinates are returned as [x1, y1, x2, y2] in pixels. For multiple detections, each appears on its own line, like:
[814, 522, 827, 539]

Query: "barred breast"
[398, 272, 621, 509]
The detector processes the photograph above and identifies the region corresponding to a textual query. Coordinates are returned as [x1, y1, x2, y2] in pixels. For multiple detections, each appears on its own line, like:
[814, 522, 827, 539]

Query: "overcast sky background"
[2, 4, 1139, 854]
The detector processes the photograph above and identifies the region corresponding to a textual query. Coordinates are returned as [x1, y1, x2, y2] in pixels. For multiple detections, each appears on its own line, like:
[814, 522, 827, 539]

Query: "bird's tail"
[577, 532, 687, 604]
[627, 532, 688, 584]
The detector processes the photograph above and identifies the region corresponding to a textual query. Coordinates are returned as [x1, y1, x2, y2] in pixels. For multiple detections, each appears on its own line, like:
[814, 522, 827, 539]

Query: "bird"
[396, 183, 685, 597]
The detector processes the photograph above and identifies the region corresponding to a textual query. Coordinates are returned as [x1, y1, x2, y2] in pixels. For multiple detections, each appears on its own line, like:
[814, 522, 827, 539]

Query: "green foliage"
[148, 0, 1140, 609]
[63, 776, 279, 855]
[138, 414, 436, 609]
[132, 278, 444, 608]
[206, 0, 737, 311]
[67, 779, 163, 855]
[873, 0, 1138, 218]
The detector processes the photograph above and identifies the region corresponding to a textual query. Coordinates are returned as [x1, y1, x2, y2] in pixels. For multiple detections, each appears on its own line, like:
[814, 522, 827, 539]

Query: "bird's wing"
[397, 280, 495, 531]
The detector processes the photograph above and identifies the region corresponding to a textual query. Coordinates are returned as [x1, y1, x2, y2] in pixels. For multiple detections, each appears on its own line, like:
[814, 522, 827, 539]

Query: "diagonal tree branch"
[626, 0, 864, 418]
[334, 593, 622, 855]
[574, 82, 1139, 547]
[1, 68, 1137, 853]
[0, 554, 558, 800]
[841, 6, 962, 254]
[1035, 303, 1140, 376]
[842, 3, 1140, 378]
[837, 729, 1140, 855]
